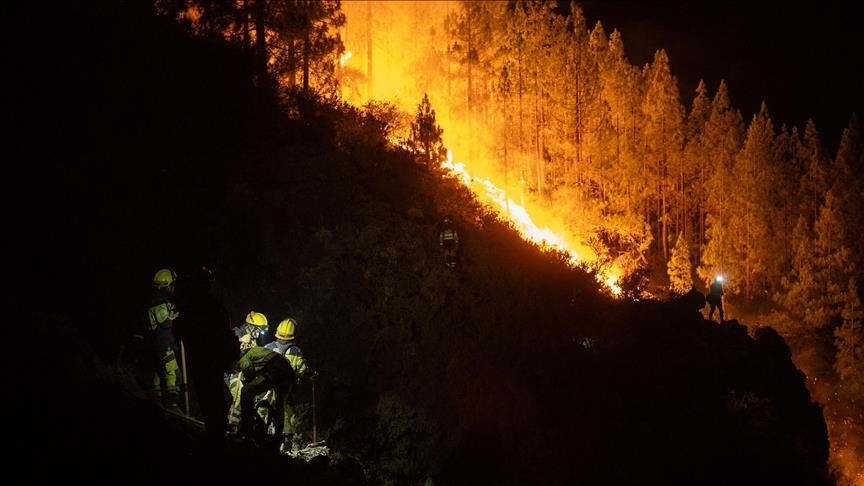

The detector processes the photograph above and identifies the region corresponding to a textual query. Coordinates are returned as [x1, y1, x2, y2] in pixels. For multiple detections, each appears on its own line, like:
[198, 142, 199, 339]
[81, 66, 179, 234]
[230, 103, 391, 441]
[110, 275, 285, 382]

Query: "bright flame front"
[442, 151, 622, 296]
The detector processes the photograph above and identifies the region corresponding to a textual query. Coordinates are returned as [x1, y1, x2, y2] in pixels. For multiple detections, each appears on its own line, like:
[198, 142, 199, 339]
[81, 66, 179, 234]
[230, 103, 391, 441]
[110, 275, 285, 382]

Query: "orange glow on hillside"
[442, 151, 622, 295]
[341, 1, 621, 295]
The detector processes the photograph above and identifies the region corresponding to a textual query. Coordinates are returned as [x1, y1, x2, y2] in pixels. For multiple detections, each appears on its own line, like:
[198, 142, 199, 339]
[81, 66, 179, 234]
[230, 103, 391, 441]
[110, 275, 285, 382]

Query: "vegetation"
[340, 3, 864, 481]
[667, 232, 693, 295]
[409, 93, 447, 167]
[11, 1, 860, 483]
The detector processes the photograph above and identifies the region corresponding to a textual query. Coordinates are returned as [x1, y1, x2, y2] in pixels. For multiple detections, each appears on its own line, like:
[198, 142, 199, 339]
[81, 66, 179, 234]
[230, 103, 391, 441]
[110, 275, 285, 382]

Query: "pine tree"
[704, 102, 777, 301]
[829, 115, 864, 401]
[696, 81, 744, 281]
[785, 190, 858, 331]
[833, 279, 863, 398]
[410, 93, 446, 168]
[269, 0, 346, 93]
[642, 49, 685, 260]
[681, 80, 711, 242]
[667, 232, 693, 294]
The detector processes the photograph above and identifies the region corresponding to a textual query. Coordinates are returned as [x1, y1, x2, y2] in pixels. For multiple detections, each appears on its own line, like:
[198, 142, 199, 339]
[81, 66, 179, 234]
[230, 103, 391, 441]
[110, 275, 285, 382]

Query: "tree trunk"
[254, 0, 267, 90]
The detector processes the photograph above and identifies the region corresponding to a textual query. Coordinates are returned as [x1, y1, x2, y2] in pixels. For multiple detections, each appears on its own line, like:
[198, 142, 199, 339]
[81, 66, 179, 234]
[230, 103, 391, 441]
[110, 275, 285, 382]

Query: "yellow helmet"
[245, 311, 268, 327]
[276, 318, 297, 340]
[153, 268, 176, 288]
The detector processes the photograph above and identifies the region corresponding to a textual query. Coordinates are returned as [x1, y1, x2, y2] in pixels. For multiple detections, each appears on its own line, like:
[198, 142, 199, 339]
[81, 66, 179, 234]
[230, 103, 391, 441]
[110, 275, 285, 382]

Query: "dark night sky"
[577, 1, 862, 154]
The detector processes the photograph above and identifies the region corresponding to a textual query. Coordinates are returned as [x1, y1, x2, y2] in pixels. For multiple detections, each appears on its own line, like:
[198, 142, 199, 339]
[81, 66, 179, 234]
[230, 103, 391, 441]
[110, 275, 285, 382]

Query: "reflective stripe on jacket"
[264, 341, 307, 376]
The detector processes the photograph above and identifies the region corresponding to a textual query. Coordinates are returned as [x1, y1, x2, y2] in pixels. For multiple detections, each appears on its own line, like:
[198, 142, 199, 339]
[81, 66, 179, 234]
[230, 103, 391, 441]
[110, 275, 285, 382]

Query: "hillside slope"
[11, 2, 833, 485]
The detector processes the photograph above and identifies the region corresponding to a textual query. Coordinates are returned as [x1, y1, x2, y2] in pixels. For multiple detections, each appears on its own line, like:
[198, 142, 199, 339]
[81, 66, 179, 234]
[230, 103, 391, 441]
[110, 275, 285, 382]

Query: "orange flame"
[339, 50, 352, 66]
[442, 151, 622, 296]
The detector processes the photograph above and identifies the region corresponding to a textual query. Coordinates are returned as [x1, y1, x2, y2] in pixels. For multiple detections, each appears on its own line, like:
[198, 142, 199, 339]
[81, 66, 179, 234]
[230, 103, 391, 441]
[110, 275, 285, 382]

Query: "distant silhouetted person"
[707, 275, 725, 322]
[174, 266, 237, 453]
[439, 217, 459, 268]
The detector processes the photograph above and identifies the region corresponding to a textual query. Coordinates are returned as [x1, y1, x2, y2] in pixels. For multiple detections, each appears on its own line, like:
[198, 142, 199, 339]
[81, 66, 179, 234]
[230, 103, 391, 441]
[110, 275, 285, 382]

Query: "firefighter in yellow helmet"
[267, 319, 307, 374]
[227, 310, 269, 432]
[264, 317, 314, 453]
[145, 268, 181, 410]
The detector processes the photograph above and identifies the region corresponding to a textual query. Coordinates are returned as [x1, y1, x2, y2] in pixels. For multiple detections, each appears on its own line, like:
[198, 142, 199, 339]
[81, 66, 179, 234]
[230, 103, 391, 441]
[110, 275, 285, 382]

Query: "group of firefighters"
[143, 267, 315, 455]
[137, 218, 460, 454]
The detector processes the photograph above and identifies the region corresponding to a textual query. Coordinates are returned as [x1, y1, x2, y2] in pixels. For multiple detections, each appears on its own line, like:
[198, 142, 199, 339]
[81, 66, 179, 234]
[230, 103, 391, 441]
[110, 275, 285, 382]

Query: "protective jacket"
[265, 340, 307, 376]
[263, 339, 310, 443]
[440, 225, 459, 268]
[440, 227, 459, 249]
[236, 347, 296, 438]
[238, 347, 295, 383]
[145, 287, 179, 405]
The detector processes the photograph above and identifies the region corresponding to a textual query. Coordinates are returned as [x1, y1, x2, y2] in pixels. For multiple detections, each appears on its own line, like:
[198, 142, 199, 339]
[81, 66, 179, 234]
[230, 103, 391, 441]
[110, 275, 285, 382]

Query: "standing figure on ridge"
[707, 275, 725, 323]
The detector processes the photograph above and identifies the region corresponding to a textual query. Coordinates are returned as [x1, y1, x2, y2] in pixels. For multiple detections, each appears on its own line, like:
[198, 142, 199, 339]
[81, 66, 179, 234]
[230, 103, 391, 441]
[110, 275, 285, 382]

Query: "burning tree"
[153, 0, 346, 95]
[410, 93, 446, 168]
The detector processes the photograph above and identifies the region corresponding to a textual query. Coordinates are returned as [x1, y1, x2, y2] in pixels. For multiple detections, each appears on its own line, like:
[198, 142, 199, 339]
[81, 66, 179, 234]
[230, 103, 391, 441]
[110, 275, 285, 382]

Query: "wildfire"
[441, 151, 622, 296]
[337, 1, 621, 296]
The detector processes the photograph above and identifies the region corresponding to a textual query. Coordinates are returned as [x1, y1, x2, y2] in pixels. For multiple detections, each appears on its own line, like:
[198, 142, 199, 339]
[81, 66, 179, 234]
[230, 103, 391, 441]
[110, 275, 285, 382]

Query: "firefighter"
[234, 346, 297, 448]
[265, 317, 313, 452]
[227, 311, 269, 432]
[439, 217, 459, 268]
[707, 275, 725, 322]
[266, 318, 307, 375]
[145, 268, 181, 410]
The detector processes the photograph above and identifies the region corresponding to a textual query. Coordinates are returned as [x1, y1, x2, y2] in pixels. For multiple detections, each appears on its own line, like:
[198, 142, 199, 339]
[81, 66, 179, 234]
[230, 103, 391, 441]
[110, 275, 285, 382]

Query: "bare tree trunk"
[467, 5, 474, 163]
[241, 0, 250, 49]
[302, 32, 310, 91]
[288, 38, 297, 88]
[366, 0, 373, 99]
[254, 0, 267, 90]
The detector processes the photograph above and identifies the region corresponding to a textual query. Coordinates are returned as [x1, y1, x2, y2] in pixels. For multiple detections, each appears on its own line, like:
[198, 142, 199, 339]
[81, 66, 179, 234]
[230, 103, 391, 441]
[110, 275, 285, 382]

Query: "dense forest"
[9, 0, 861, 484]
[338, 3, 864, 481]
